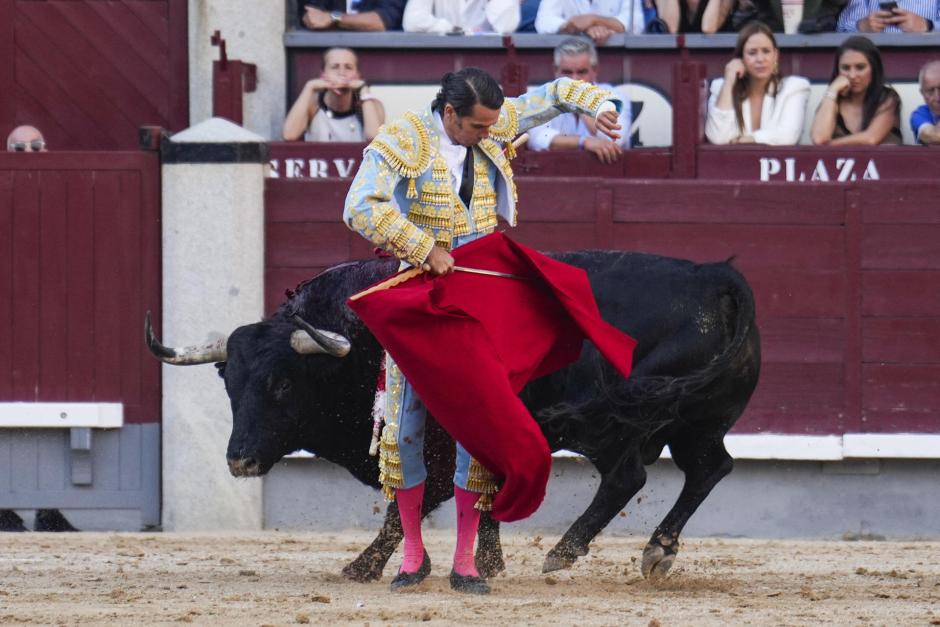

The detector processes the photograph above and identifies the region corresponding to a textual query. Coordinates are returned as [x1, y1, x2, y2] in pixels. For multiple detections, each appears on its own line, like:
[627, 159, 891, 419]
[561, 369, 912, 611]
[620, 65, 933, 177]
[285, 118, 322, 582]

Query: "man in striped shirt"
[837, 0, 938, 32]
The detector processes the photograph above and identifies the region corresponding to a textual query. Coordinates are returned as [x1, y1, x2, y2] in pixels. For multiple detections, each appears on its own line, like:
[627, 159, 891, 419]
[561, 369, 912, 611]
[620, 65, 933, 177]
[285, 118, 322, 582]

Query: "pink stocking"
[396, 483, 426, 573]
[453, 485, 482, 577]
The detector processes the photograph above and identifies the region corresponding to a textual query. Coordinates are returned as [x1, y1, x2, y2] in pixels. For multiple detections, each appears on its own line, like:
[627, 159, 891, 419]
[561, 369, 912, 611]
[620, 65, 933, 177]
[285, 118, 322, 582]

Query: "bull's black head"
[144, 311, 355, 479]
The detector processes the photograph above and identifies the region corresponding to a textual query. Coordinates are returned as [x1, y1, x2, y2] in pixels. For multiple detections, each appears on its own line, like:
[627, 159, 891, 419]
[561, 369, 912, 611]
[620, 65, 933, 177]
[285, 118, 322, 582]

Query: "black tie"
[458, 146, 474, 207]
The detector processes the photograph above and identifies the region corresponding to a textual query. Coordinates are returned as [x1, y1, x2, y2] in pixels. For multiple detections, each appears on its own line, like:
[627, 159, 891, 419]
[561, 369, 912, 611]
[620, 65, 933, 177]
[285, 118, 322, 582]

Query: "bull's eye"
[215, 362, 227, 378]
[273, 379, 292, 400]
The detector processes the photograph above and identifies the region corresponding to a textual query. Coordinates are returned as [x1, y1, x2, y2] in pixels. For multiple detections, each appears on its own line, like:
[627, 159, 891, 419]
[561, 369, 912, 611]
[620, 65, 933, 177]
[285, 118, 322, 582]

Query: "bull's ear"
[215, 362, 227, 378]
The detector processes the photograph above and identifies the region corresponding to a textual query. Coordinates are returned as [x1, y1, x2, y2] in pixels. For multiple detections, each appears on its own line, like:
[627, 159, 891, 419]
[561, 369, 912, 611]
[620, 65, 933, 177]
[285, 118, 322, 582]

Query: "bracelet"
[823, 90, 838, 101]
[359, 94, 377, 102]
[577, 135, 586, 150]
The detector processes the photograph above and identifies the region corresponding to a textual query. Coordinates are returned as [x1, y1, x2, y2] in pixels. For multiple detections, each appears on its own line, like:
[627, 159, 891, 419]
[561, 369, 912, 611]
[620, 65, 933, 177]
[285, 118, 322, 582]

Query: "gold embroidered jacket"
[343, 77, 622, 266]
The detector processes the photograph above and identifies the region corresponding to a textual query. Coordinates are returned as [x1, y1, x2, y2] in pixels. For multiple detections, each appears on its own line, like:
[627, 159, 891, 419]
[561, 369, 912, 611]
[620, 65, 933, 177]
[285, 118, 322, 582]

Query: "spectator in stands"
[282, 48, 385, 142]
[518, 0, 541, 30]
[911, 59, 940, 144]
[299, 0, 405, 31]
[657, 0, 737, 32]
[403, 0, 521, 33]
[810, 36, 902, 145]
[527, 38, 631, 162]
[705, 22, 809, 145]
[6, 125, 47, 152]
[535, 0, 647, 41]
[837, 0, 937, 32]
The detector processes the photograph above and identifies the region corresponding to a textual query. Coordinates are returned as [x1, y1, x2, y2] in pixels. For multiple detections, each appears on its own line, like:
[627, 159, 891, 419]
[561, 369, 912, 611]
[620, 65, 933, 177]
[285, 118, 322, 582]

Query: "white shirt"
[433, 111, 468, 195]
[403, 0, 521, 33]
[705, 76, 810, 146]
[535, 0, 645, 35]
[527, 82, 632, 150]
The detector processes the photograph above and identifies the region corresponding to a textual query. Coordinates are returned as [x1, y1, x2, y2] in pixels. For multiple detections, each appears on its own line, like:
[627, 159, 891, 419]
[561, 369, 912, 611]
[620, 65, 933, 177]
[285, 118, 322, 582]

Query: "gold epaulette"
[560, 79, 616, 117]
[367, 112, 432, 199]
[488, 100, 519, 144]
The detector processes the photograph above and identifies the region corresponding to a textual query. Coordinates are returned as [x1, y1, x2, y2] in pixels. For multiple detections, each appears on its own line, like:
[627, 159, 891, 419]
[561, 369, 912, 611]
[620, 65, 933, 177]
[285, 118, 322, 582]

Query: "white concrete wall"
[188, 0, 287, 140]
[161, 119, 266, 531]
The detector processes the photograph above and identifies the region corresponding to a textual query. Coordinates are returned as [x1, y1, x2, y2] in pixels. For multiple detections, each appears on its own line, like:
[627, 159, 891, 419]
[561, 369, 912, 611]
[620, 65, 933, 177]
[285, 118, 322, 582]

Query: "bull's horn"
[290, 315, 350, 357]
[144, 310, 228, 365]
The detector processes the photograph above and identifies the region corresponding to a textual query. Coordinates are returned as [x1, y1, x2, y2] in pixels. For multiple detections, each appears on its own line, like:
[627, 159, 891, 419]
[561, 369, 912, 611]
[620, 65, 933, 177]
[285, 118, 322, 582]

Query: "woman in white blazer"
[705, 21, 810, 145]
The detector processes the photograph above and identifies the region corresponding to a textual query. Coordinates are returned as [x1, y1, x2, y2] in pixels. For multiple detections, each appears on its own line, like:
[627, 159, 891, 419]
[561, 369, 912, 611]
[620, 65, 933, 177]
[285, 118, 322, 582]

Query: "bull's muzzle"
[228, 457, 262, 478]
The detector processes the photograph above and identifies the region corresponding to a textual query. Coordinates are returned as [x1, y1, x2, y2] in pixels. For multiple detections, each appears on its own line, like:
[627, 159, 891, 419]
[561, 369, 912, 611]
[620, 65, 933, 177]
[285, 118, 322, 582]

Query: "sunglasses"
[8, 140, 46, 152]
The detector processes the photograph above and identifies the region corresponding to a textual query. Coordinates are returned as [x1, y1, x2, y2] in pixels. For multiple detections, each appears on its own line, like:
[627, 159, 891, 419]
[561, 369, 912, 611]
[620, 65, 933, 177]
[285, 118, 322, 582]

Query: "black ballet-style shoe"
[389, 550, 431, 591]
[0, 510, 28, 532]
[449, 570, 491, 595]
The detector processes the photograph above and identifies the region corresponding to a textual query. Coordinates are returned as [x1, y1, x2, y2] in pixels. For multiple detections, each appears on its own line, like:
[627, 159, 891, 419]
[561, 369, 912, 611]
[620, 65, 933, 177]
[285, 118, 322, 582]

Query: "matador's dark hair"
[431, 67, 504, 117]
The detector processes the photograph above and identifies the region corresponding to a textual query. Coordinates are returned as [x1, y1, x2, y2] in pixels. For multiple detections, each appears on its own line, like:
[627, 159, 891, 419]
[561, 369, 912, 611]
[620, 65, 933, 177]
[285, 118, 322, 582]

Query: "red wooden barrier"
[0, 152, 162, 424]
[264, 175, 940, 436]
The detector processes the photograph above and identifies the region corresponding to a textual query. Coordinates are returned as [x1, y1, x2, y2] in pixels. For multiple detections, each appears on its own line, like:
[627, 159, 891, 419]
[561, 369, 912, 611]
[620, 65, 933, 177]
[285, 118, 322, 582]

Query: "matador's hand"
[595, 109, 622, 142]
[421, 245, 454, 276]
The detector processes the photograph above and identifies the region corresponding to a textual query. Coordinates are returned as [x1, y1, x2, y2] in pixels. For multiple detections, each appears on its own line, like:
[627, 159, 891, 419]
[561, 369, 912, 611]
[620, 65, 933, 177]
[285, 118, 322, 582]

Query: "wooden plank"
[861, 224, 940, 270]
[0, 171, 13, 398]
[857, 184, 940, 224]
[843, 189, 862, 432]
[864, 318, 940, 365]
[137, 153, 162, 424]
[65, 171, 96, 399]
[37, 171, 70, 401]
[266, 223, 355, 268]
[608, 223, 845, 270]
[510, 222, 598, 251]
[610, 181, 846, 225]
[50, 1, 167, 121]
[759, 318, 844, 364]
[862, 271, 940, 317]
[747, 269, 846, 318]
[166, 0, 189, 131]
[15, 8, 132, 148]
[11, 171, 41, 400]
[265, 179, 350, 222]
[118, 171, 143, 418]
[516, 179, 604, 222]
[92, 172, 124, 402]
[87, 0, 170, 81]
[735, 362, 845, 434]
[0, 0, 14, 131]
[266, 267, 327, 316]
[862, 364, 940, 432]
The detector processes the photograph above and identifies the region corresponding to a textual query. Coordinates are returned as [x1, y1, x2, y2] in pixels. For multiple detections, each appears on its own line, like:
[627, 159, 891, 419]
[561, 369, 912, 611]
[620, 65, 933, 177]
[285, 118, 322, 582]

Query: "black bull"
[146, 249, 761, 581]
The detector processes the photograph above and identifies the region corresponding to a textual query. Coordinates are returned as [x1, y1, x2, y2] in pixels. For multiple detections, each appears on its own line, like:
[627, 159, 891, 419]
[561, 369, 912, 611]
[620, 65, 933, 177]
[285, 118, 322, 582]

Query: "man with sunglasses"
[6, 125, 47, 153]
[912, 60, 940, 144]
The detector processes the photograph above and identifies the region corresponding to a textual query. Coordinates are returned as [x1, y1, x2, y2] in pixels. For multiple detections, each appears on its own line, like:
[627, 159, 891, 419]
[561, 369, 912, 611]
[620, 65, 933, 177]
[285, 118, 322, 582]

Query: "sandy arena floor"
[1, 530, 939, 626]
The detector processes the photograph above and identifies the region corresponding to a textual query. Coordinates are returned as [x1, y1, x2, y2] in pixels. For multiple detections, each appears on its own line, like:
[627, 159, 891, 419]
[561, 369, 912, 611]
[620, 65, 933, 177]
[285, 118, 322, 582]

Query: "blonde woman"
[705, 21, 810, 145]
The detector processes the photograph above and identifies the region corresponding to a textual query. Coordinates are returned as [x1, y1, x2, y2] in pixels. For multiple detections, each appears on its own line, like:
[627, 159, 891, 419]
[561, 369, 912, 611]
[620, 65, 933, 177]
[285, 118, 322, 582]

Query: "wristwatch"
[330, 11, 343, 26]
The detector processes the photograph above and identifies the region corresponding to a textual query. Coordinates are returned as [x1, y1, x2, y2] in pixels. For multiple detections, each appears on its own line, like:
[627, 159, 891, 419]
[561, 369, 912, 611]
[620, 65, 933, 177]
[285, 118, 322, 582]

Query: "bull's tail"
[538, 262, 758, 442]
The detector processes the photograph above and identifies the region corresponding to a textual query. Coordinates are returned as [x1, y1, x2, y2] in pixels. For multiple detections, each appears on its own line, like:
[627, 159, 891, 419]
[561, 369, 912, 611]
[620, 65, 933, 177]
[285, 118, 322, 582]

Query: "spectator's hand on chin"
[303, 6, 332, 30]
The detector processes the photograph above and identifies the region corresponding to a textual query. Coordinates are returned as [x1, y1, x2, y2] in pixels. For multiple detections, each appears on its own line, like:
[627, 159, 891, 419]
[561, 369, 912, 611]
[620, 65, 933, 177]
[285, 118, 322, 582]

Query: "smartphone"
[878, 1, 898, 11]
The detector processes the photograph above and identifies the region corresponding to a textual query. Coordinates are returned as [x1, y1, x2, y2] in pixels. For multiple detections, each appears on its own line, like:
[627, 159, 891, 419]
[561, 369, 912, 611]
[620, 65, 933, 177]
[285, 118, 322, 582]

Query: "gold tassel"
[406, 177, 417, 199]
[474, 492, 493, 511]
[505, 140, 516, 160]
[467, 457, 498, 511]
[382, 484, 396, 502]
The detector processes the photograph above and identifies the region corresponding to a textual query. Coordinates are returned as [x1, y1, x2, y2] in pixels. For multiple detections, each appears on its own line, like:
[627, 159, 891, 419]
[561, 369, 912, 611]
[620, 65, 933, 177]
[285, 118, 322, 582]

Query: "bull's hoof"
[542, 543, 587, 573]
[342, 554, 386, 582]
[641, 539, 678, 580]
[475, 552, 505, 578]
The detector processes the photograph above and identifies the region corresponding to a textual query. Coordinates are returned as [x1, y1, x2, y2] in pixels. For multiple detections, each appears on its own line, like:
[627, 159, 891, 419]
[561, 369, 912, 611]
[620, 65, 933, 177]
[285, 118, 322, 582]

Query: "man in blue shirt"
[837, 0, 938, 32]
[911, 60, 940, 144]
